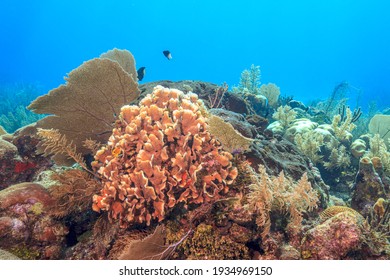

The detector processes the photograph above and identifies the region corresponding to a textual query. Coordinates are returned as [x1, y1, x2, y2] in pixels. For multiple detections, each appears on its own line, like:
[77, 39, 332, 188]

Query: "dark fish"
[163, 50, 172, 60]
[137, 67, 146, 81]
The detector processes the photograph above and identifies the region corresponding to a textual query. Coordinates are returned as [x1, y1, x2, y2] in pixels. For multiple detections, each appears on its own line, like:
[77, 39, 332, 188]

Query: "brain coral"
[92, 86, 238, 227]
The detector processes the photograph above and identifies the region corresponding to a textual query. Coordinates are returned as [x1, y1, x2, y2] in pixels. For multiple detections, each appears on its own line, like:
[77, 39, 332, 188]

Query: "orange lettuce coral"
[92, 86, 238, 227]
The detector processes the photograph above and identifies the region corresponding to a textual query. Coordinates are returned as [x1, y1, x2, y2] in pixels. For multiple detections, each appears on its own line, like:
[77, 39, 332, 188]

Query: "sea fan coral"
[28, 48, 140, 165]
[207, 115, 253, 152]
[92, 86, 238, 228]
[259, 83, 280, 107]
[331, 107, 356, 143]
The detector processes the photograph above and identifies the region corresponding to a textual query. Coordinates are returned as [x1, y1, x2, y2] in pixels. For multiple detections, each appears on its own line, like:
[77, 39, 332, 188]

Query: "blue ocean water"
[0, 0, 389, 106]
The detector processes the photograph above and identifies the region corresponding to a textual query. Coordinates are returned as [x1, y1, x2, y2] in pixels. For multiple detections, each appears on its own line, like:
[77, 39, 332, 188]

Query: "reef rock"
[0, 182, 68, 259]
[0, 124, 52, 190]
[301, 211, 364, 259]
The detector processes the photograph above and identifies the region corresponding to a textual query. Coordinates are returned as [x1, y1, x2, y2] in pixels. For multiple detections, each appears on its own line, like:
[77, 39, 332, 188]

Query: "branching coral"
[92, 86, 238, 227]
[323, 144, 350, 170]
[208, 83, 228, 109]
[245, 165, 273, 239]
[294, 130, 324, 163]
[272, 171, 319, 233]
[233, 64, 261, 94]
[36, 128, 91, 174]
[245, 165, 319, 239]
[331, 107, 356, 143]
[207, 115, 253, 152]
[272, 105, 297, 130]
[366, 134, 390, 174]
[47, 169, 102, 218]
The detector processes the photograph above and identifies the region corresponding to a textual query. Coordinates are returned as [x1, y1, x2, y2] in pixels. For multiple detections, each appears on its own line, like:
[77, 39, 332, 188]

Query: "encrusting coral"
[92, 86, 238, 228]
[301, 211, 364, 260]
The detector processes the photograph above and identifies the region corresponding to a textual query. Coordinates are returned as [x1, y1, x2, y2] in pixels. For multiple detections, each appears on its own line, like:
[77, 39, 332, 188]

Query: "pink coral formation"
[92, 85, 238, 227]
[0, 183, 68, 259]
[301, 211, 364, 259]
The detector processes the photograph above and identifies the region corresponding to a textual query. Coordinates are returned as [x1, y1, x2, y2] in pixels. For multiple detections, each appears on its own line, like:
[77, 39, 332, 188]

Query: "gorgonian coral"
[92, 86, 238, 227]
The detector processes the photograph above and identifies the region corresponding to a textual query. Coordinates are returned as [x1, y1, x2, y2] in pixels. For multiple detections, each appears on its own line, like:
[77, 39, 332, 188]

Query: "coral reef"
[323, 144, 350, 170]
[245, 137, 329, 207]
[92, 86, 238, 227]
[180, 223, 250, 260]
[330, 106, 356, 144]
[319, 206, 363, 222]
[315, 81, 350, 119]
[1, 58, 387, 261]
[164, 218, 251, 260]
